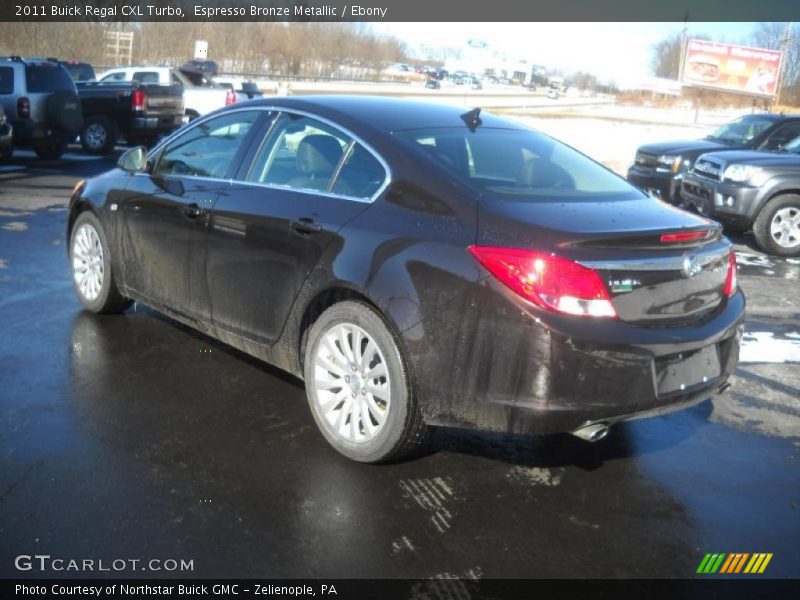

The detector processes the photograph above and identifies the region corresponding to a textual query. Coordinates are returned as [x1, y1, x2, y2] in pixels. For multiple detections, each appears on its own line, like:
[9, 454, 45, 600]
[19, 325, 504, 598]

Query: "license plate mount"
[656, 345, 721, 396]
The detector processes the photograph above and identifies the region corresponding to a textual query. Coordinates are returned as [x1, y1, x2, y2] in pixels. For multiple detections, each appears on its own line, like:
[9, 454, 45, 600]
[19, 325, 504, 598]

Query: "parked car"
[424, 78, 441, 90]
[0, 56, 82, 159]
[76, 80, 184, 153]
[58, 60, 96, 82]
[67, 97, 743, 462]
[628, 113, 800, 205]
[681, 136, 800, 256]
[97, 65, 235, 121]
[0, 104, 13, 159]
[213, 77, 265, 103]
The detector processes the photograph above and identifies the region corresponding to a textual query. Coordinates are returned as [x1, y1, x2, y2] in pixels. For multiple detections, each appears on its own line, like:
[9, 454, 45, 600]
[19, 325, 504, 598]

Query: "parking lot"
[1, 139, 798, 580]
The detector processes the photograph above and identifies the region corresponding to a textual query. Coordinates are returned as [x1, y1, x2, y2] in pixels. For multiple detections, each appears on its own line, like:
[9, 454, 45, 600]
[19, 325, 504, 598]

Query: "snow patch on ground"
[740, 331, 800, 364]
[1, 221, 28, 232]
[506, 466, 563, 487]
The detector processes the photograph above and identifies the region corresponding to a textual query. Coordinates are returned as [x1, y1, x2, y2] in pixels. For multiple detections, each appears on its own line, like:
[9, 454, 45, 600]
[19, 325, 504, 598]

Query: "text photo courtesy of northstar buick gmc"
[67, 96, 744, 462]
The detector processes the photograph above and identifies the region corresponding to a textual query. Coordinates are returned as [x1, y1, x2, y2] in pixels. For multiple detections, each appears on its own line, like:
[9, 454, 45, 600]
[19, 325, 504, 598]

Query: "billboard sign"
[682, 39, 783, 98]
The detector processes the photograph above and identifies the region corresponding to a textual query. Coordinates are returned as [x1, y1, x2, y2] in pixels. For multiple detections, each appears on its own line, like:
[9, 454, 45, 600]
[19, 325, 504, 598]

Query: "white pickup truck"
[97, 66, 235, 120]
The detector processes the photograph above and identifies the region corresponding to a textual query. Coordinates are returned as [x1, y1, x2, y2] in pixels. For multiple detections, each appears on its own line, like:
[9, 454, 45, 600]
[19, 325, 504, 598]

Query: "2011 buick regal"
[67, 96, 745, 462]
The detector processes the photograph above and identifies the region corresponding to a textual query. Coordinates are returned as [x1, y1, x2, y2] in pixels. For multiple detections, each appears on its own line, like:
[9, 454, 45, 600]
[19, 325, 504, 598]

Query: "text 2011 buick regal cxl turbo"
[67, 96, 745, 462]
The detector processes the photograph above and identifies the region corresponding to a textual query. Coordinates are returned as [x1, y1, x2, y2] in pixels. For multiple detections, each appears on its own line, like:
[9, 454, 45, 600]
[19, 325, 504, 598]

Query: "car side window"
[154, 110, 260, 179]
[133, 71, 159, 84]
[0, 67, 13, 94]
[763, 123, 800, 150]
[332, 144, 387, 199]
[100, 71, 127, 82]
[246, 114, 351, 194]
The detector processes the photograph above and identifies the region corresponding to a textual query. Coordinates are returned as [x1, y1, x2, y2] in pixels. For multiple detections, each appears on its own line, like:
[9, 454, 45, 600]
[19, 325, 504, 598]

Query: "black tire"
[0, 145, 12, 160]
[752, 194, 800, 257]
[304, 300, 428, 463]
[34, 139, 68, 160]
[80, 116, 117, 155]
[69, 211, 133, 314]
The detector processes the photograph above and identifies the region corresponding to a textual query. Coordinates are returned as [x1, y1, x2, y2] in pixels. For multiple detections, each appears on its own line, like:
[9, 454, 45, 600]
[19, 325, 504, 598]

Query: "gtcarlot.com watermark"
[14, 554, 194, 573]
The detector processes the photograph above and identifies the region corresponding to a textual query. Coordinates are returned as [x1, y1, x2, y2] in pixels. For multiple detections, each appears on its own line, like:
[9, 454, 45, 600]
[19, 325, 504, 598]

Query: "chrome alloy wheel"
[84, 123, 107, 150]
[770, 206, 800, 249]
[312, 322, 391, 443]
[72, 223, 104, 301]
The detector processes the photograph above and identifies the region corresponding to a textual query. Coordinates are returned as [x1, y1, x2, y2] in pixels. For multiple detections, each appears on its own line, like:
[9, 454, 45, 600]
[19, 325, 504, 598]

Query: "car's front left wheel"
[304, 301, 428, 463]
[69, 211, 132, 313]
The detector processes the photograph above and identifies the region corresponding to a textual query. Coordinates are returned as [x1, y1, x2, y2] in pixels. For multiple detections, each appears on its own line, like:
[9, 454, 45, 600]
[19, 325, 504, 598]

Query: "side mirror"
[117, 146, 148, 173]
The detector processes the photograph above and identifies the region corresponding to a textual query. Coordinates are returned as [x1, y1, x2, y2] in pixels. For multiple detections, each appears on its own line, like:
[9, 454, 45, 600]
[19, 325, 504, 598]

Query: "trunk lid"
[477, 193, 731, 324]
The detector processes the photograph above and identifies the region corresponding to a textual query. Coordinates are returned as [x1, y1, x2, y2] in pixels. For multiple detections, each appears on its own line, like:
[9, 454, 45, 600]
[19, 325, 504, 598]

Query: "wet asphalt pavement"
[0, 149, 798, 580]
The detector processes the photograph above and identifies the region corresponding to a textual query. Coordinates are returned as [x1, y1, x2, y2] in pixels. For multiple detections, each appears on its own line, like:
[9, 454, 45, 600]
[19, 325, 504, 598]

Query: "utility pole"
[775, 22, 793, 108]
[677, 12, 689, 83]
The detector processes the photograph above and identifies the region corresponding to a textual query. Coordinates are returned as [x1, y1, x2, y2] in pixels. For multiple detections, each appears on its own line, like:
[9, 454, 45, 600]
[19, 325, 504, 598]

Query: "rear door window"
[25, 65, 75, 92]
[246, 114, 351, 193]
[0, 67, 13, 94]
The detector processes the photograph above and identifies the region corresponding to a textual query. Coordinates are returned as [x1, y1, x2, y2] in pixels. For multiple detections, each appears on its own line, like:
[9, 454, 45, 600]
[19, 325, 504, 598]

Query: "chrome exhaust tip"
[571, 423, 610, 443]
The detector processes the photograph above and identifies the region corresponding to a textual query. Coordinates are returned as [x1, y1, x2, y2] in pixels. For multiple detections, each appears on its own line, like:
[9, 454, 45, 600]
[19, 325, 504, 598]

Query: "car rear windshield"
[25, 64, 75, 93]
[61, 63, 95, 82]
[0, 67, 13, 94]
[397, 127, 639, 201]
[707, 115, 777, 145]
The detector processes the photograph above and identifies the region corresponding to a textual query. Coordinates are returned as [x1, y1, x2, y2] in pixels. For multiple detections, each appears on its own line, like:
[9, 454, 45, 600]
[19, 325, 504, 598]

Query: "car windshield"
[707, 115, 776, 144]
[396, 127, 639, 202]
[783, 135, 800, 154]
[61, 63, 95, 81]
[25, 64, 75, 92]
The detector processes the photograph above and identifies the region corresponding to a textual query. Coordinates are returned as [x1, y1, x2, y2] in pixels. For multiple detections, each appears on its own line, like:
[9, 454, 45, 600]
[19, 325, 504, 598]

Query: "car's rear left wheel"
[70, 212, 132, 313]
[304, 301, 428, 463]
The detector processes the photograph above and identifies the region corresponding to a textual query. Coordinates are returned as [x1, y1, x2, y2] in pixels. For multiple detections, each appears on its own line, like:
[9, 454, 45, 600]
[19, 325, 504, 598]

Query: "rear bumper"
[127, 114, 183, 133]
[408, 278, 745, 436]
[627, 167, 682, 204]
[681, 175, 759, 226]
[10, 119, 71, 146]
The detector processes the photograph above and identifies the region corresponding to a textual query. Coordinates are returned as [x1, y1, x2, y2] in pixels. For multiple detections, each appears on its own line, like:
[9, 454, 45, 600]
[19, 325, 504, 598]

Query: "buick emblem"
[681, 254, 702, 278]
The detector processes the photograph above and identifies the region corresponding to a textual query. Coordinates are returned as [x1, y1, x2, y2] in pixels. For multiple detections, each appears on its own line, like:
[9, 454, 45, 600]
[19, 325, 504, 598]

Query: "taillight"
[723, 248, 737, 297]
[131, 89, 146, 112]
[225, 90, 236, 106]
[17, 97, 30, 118]
[468, 246, 617, 318]
[660, 230, 710, 243]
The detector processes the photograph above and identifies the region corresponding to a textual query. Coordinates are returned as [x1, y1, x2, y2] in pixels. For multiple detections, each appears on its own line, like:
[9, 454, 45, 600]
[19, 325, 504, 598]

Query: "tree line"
[0, 21, 408, 77]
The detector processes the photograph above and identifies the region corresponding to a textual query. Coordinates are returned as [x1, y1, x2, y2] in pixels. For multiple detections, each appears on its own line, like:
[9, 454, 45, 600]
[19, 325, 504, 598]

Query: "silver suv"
[0, 56, 83, 159]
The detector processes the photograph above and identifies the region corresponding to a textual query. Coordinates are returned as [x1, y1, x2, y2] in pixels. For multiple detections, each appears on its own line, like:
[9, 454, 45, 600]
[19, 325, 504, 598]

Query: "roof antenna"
[461, 107, 482, 132]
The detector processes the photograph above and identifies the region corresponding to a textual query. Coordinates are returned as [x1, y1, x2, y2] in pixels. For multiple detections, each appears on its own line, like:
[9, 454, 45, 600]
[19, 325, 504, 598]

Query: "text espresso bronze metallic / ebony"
[67, 96, 745, 462]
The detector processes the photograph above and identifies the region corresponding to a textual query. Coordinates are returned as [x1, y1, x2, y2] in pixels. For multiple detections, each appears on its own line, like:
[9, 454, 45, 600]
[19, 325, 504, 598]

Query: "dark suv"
[628, 113, 800, 205]
[0, 56, 83, 159]
[681, 137, 800, 257]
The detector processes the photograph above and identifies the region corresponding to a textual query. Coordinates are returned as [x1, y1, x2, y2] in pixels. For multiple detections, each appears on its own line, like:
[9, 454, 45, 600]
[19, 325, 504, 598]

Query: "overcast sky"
[374, 22, 768, 87]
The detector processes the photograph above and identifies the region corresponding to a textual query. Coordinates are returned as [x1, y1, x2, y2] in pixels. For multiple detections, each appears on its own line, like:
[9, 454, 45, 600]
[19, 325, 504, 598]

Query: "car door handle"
[290, 218, 323, 235]
[183, 203, 204, 219]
